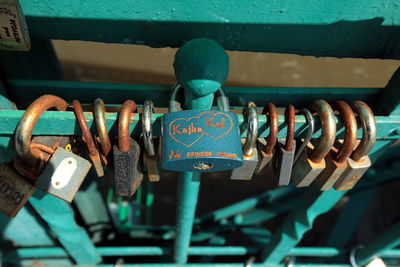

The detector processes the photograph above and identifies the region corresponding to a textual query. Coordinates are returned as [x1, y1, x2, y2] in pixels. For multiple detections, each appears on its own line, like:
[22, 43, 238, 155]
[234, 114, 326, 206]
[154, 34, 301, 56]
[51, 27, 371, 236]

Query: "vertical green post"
[172, 38, 229, 264]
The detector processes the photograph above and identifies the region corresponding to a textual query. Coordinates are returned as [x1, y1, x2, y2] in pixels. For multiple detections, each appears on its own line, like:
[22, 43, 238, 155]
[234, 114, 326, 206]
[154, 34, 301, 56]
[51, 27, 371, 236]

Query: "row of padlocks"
[0, 89, 376, 218]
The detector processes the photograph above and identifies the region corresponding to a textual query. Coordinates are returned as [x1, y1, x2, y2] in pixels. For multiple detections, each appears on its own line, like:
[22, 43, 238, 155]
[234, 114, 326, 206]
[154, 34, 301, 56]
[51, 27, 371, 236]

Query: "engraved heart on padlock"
[168, 111, 234, 147]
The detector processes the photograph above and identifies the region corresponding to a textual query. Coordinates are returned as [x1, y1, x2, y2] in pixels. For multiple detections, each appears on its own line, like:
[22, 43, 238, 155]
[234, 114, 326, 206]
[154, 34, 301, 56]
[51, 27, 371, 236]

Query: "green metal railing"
[1, 1, 400, 266]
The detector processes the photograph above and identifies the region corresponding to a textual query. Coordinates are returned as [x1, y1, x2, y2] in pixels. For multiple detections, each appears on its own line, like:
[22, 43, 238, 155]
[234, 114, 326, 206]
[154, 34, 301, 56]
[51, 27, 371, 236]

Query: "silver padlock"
[142, 100, 160, 182]
[230, 102, 258, 180]
[14, 95, 92, 202]
[334, 101, 377, 190]
[274, 104, 296, 186]
[291, 100, 336, 187]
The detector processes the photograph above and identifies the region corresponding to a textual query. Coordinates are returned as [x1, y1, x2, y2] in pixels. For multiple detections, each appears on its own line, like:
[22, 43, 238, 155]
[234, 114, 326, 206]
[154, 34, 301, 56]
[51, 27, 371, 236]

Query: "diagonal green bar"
[356, 222, 400, 265]
[260, 186, 347, 264]
[326, 187, 376, 248]
[29, 190, 102, 264]
[195, 186, 297, 224]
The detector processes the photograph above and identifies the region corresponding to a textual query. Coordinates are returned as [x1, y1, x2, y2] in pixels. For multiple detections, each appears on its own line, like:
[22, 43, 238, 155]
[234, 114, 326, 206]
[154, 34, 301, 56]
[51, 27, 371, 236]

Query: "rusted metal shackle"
[309, 100, 336, 163]
[262, 103, 278, 156]
[118, 100, 137, 152]
[331, 100, 357, 163]
[15, 95, 68, 166]
[73, 100, 98, 157]
[351, 101, 377, 161]
[284, 104, 295, 152]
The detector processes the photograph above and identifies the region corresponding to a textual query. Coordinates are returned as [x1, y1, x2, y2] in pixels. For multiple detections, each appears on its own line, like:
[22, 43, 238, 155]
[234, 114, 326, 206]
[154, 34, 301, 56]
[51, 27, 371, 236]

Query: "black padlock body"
[113, 138, 143, 196]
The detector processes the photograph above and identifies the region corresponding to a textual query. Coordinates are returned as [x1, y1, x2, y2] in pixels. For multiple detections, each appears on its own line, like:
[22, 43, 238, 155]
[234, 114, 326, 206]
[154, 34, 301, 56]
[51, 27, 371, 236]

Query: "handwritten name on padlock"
[162, 110, 243, 172]
[168, 111, 233, 147]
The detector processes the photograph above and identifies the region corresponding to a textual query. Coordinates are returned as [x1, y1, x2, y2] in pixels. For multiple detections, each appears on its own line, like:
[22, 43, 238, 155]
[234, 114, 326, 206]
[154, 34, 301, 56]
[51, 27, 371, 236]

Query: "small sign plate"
[0, 0, 30, 51]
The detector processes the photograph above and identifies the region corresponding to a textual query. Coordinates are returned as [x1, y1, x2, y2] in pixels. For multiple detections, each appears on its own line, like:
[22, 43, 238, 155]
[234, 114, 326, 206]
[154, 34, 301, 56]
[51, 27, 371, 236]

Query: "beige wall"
[52, 40, 400, 87]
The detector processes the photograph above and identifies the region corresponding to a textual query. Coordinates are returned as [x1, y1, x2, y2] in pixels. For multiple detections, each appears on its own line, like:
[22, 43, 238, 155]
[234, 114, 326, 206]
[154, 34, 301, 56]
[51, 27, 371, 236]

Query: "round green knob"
[173, 38, 229, 96]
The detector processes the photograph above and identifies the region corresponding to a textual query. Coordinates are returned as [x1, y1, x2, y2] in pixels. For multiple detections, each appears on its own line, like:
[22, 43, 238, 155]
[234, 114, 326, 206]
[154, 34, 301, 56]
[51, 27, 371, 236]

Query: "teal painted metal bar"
[0, 206, 54, 247]
[0, 110, 397, 140]
[18, 0, 400, 58]
[326, 187, 376, 248]
[174, 146, 201, 263]
[260, 187, 347, 264]
[196, 186, 297, 224]
[7, 246, 400, 258]
[73, 174, 112, 243]
[355, 222, 400, 265]
[29, 191, 102, 264]
[7, 79, 379, 108]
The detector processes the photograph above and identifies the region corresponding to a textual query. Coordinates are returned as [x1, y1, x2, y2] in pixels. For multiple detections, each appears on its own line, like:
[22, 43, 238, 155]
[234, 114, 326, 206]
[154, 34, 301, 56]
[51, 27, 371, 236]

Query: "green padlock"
[161, 85, 243, 172]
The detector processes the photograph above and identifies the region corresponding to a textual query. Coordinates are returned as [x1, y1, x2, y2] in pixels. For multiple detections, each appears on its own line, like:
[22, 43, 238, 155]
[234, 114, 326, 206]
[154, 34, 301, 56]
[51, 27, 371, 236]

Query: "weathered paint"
[0, 110, 397, 139]
[18, 0, 400, 58]
[7, 79, 379, 108]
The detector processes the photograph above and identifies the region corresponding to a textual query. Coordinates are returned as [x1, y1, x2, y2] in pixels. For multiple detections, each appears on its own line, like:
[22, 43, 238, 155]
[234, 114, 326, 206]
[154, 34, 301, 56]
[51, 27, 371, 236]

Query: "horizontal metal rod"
[7, 79, 379, 108]
[4, 246, 400, 258]
[0, 110, 398, 139]
[18, 0, 400, 58]
[195, 186, 298, 224]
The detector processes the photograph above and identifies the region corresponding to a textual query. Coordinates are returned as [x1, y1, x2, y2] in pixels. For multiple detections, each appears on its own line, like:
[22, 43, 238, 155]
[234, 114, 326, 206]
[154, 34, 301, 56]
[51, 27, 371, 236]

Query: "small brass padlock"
[161, 85, 243, 172]
[314, 101, 357, 190]
[334, 101, 377, 190]
[291, 100, 336, 187]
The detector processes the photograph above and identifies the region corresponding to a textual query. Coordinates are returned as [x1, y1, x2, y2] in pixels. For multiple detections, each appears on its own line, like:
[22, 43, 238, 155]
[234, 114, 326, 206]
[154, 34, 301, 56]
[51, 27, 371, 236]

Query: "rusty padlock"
[291, 100, 336, 187]
[314, 100, 357, 190]
[334, 101, 377, 190]
[14, 95, 91, 202]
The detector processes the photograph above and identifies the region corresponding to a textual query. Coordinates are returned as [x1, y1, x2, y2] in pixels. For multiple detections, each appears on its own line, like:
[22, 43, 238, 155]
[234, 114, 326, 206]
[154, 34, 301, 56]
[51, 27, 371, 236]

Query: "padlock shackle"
[94, 98, 111, 158]
[15, 94, 68, 166]
[351, 101, 377, 161]
[284, 105, 295, 152]
[73, 100, 98, 157]
[169, 84, 229, 112]
[332, 100, 357, 163]
[309, 100, 336, 163]
[243, 102, 259, 157]
[142, 100, 155, 157]
[214, 87, 230, 112]
[118, 100, 137, 152]
[262, 103, 278, 155]
[293, 108, 314, 165]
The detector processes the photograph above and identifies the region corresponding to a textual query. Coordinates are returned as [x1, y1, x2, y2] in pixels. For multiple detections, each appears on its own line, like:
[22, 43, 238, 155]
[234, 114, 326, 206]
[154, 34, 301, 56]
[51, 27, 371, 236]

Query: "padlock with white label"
[14, 95, 92, 202]
[161, 85, 243, 172]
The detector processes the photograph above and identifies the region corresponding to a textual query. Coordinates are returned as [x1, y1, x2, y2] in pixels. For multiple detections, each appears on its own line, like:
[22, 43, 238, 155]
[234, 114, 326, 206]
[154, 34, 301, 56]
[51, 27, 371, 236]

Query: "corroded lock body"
[113, 100, 144, 196]
[162, 86, 243, 172]
[334, 101, 376, 190]
[314, 101, 357, 190]
[14, 95, 92, 202]
[0, 163, 35, 217]
[291, 100, 336, 187]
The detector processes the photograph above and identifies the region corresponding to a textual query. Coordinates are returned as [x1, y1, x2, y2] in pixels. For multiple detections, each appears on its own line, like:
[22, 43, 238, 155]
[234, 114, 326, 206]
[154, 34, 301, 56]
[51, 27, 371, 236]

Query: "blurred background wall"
[52, 40, 400, 88]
